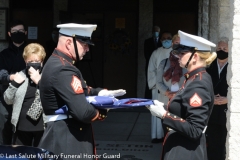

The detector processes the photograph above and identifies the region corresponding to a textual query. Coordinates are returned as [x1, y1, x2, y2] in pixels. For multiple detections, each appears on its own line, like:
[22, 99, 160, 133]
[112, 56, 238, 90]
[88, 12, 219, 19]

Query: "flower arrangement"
[109, 29, 132, 54]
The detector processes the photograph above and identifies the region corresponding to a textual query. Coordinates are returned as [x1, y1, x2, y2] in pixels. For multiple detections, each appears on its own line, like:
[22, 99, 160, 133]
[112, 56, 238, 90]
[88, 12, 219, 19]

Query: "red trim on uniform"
[199, 72, 202, 80]
[71, 75, 84, 94]
[91, 111, 99, 121]
[52, 54, 73, 66]
[161, 132, 169, 160]
[165, 115, 186, 122]
[189, 93, 202, 107]
[55, 48, 74, 60]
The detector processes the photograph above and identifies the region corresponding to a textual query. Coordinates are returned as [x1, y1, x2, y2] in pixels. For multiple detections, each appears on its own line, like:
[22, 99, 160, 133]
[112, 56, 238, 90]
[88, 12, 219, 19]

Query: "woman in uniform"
[148, 30, 217, 160]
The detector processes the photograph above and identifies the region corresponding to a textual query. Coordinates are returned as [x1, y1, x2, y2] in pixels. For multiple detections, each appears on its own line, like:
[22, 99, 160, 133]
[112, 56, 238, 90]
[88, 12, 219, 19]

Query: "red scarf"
[163, 52, 182, 84]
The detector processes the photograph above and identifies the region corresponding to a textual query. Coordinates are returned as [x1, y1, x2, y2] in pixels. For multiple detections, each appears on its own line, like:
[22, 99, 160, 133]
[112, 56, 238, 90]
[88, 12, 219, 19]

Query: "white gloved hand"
[98, 89, 126, 97]
[147, 100, 166, 119]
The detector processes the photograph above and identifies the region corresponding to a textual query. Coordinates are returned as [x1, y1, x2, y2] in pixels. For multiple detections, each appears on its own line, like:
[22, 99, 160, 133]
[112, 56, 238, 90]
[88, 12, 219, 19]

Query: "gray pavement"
[92, 108, 163, 160]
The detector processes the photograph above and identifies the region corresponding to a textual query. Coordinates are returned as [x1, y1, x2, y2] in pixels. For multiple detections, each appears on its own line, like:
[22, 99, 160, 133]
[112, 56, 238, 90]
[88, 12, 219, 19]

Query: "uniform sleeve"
[156, 59, 168, 95]
[147, 50, 157, 89]
[163, 80, 211, 140]
[54, 67, 99, 123]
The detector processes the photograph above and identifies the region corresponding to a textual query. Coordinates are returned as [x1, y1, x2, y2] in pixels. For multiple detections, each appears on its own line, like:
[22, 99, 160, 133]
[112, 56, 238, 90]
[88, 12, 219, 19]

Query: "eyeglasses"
[11, 29, 25, 33]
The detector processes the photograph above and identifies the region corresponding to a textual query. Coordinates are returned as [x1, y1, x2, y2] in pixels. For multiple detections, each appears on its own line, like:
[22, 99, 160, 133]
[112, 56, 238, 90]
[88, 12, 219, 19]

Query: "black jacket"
[0, 42, 26, 114]
[206, 59, 228, 125]
[0, 42, 26, 94]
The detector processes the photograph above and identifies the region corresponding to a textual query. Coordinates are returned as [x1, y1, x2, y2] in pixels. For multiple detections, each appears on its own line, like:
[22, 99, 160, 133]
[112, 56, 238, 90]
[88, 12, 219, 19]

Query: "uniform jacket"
[38, 49, 103, 159]
[162, 67, 214, 160]
[156, 58, 187, 105]
[206, 59, 228, 125]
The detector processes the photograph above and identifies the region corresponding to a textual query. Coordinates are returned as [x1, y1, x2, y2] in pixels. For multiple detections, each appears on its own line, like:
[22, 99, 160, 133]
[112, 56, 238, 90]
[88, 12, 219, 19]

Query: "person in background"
[148, 30, 216, 160]
[38, 23, 126, 159]
[148, 31, 173, 143]
[0, 20, 27, 145]
[4, 43, 45, 147]
[144, 26, 161, 99]
[206, 37, 229, 160]
[156, 34, 187, 135]
[45, 28, 59, 64]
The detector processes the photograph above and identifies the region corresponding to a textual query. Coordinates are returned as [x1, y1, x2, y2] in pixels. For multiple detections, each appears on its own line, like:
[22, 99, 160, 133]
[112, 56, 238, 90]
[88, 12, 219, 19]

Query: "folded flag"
[55, 96, 153, 114]
[86, 96, 153, 109]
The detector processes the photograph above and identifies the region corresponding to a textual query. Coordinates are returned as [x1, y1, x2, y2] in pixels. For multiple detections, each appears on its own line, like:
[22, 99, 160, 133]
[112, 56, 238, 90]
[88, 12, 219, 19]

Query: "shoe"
[151, 138, 164, 143]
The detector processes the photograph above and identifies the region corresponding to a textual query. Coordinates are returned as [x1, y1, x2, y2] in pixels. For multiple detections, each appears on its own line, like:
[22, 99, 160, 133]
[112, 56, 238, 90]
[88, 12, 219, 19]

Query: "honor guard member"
[148, 30, 216, 160]
[38, 23, 126, 159]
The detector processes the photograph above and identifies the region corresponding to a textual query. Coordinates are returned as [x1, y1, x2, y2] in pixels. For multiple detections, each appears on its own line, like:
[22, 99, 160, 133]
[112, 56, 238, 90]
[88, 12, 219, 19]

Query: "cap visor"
[77, 38, 95, 46]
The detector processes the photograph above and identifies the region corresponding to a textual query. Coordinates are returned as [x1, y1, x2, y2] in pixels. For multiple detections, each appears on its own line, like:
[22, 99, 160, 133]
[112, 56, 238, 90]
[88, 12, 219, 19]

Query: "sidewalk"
[92, 109, 163, 160]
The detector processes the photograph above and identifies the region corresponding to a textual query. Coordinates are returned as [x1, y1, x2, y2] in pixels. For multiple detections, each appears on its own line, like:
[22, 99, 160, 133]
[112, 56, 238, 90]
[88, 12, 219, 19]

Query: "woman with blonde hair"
[148, 30, 216, 160]
[4, 43, 46, 147]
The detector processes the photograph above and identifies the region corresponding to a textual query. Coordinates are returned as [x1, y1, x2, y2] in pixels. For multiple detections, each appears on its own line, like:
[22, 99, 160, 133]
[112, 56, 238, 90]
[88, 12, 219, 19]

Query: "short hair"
[152, 26, 160, 32]
[161, 31, 172, 38]
[172, 34, 179, 41]
[9, 20, 26, 31]
[23, 43, 46, 61]
[218, 37, 229, 44]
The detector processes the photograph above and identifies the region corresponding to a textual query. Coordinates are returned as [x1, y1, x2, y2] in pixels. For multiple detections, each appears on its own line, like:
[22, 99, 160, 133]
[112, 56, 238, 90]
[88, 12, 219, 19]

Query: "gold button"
[102, 115, 105, 118]
[80, 128, 82, 130]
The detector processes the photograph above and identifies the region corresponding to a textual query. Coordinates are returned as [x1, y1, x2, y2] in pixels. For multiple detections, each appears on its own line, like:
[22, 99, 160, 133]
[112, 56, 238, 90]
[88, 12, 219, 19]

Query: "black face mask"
[26, 63, 42, 75]
[10, 32, 26, 44]
[216, 50, 228, 60]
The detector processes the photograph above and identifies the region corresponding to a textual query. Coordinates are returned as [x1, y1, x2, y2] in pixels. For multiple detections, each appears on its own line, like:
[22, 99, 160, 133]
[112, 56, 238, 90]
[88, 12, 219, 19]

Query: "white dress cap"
[178, 30, 216, 51]
[57, 23, 97, 38]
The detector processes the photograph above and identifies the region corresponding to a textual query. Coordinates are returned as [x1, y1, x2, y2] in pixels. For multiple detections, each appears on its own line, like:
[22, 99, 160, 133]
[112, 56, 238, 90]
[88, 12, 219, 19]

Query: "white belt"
[46, 114, 72, 122]
[167, 126, 207, 133]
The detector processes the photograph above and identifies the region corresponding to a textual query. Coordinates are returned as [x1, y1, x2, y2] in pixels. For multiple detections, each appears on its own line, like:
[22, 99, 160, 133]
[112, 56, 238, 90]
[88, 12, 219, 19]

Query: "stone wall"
[226, 0, 240, 159]
[137, 0, 153, 98]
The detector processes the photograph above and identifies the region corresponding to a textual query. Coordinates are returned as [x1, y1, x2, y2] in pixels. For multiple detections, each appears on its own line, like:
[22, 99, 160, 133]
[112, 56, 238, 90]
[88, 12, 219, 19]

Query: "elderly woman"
[206, 37, 229, 160]
[148, 30, 217, 160]
[4, 43, 45, 147]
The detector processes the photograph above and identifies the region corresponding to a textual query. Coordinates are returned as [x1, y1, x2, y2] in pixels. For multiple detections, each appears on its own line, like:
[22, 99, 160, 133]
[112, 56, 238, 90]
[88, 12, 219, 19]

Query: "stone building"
[0, 0, 239, 159]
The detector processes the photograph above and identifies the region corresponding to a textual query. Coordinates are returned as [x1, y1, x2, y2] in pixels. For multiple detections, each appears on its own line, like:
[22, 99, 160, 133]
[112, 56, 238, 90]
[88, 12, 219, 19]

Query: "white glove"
[147, 100, 166, 119]
[98, 89, 126, 97]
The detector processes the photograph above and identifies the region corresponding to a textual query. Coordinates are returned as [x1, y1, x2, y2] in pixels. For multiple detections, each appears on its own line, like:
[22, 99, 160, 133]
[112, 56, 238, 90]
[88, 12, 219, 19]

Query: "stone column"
[198, 0, 209, 39]
[137, 0, 153, 98]
[0, 0, 9, 51]
[226, 0, 240, 159]
[209, 0, 218, 43]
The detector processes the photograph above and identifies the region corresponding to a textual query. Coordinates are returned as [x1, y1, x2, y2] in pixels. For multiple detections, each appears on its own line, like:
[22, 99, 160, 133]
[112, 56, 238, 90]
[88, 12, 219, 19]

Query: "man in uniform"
[38, 23, 126, 159]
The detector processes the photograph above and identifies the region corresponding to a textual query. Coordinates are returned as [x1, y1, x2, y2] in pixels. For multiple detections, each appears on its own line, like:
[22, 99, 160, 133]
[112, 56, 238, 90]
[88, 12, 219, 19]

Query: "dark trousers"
[13, 130, 44, 147]
[206, 123, 227, 160]
[0, 101, 13, 145]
